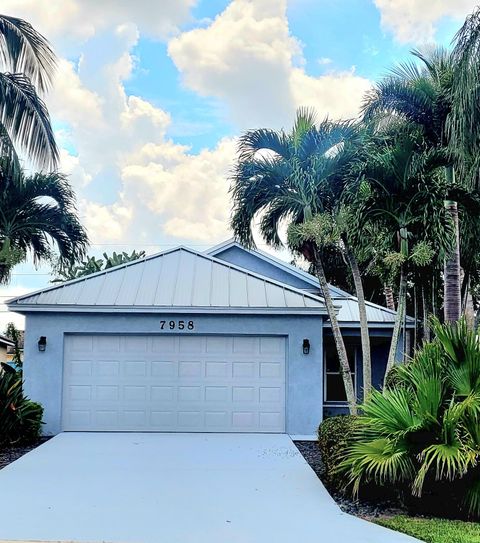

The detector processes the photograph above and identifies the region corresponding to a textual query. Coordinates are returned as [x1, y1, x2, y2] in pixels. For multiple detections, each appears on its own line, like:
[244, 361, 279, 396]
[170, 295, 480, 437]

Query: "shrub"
[340, 317, 480, 519]
[0, 365, 43, 447]
[318, 415, 357, 491]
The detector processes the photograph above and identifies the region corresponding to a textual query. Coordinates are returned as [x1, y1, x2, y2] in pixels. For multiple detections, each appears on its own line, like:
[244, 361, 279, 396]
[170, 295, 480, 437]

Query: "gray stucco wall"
[23, 312, 324, 437]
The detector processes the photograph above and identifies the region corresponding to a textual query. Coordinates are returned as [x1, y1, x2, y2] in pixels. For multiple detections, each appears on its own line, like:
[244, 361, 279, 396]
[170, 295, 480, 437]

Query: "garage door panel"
[63, 334, 285, 432]
[151, 336, 176, 353]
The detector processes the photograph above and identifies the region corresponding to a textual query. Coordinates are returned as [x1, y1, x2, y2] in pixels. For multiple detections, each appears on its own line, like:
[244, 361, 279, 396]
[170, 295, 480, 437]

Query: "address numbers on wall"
[160, 320, 195, 330]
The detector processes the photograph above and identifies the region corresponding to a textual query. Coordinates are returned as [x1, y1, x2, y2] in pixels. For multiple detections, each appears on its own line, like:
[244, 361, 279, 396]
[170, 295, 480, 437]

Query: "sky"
[0, 0, 478, 329]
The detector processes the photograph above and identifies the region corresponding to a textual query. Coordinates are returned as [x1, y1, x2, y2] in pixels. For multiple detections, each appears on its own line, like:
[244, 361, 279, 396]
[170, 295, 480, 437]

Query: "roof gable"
[208, 240, 413, 325]
[7, 247, 327, 315]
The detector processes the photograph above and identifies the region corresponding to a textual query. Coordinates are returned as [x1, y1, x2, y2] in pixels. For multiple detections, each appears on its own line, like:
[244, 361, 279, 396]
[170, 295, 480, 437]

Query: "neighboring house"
[0, 334, 15, 363]
[7, 240, 413, 437]
[4, 330, 24, 364]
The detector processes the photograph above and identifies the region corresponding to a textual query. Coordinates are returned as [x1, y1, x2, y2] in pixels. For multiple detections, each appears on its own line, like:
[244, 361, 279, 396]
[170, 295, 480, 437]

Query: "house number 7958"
[160, 320, 194, 330]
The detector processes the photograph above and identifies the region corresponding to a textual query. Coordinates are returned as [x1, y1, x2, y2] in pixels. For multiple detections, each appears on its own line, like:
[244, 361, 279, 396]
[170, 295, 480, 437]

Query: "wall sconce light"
[302, 338, 310, 355]
[38, 336, 47, 352]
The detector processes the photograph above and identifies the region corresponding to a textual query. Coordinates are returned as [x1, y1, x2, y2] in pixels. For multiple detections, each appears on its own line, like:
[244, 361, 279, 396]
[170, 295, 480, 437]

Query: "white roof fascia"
[8, 305, 327, 316]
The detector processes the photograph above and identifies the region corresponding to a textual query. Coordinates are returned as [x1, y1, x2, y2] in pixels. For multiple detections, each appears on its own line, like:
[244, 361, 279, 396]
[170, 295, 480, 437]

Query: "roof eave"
[7, 304, 329, 316]
[323, 321, 416, 328]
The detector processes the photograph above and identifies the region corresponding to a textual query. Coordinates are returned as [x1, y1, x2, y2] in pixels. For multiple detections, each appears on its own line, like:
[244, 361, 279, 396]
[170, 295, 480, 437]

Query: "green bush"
[318, 415, 357, 491]
[340, 317, 480, 519]
[0, 365, 43, 447]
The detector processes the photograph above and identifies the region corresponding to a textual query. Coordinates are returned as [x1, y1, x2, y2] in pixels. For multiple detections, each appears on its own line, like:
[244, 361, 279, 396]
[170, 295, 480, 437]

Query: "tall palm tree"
[0, 159, 88, 283]
[363, 47, 463, 323]
[0, 14, 58, 169]
[230, 109, 361, 413]
[357, 126, 453, 376]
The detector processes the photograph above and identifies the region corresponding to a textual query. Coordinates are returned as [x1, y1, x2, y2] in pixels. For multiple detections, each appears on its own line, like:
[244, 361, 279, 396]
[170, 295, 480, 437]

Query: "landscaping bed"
[294, 440, 404, 518]
[0, 438, 50, 470]
[294, 441, 480, 543]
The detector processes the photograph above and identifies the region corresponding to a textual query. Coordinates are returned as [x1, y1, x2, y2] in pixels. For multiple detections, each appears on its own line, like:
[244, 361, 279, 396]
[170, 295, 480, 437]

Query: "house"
[6, 240, 413, 438]
[0, 334, 15, 363]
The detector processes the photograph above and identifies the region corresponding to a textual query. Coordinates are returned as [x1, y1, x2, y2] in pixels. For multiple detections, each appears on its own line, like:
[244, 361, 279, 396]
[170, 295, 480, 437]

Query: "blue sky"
[0, 0, 476, 327]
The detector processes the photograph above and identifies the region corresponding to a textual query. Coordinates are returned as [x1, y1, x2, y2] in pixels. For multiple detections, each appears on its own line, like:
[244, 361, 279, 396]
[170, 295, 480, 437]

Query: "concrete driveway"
[0, 433, 419, 543]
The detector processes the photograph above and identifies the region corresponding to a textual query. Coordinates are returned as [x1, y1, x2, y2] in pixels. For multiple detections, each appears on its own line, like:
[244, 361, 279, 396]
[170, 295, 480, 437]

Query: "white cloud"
[44, 28, 234, 247]
[291, 67, 371, 120]
[121, 137, 236, 242]
[50, 59, 104, 132]
[168, 0, 300, 129]
[3, 0, 372, 256]
[318, 57, 333, 65]
[1, 0, 197, 46]
[0, 286, 30, 331]
[168, 0, 371, 129]
[80, 201, 134, 243]
[374, 0, 477, 43]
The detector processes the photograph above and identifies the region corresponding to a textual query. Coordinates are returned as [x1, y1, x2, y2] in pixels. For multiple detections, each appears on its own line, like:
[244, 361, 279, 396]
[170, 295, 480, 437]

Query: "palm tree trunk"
[422, 285, 430, 342]
[343, 240, 371, 400]
[384, 285, 395, 310]
[413, 285, 418, 350]
[385, 265, 406, 384]
[444, 166, 461, 322]
[314, 251, 357, 415]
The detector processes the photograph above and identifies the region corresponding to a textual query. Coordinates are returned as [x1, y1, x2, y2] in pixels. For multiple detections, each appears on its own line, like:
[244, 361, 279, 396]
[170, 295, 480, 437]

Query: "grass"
[375, 515, 480, 543]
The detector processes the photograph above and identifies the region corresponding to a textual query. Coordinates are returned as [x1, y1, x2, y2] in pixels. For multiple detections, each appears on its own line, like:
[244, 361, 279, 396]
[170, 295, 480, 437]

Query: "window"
[324, 343, 356, 403]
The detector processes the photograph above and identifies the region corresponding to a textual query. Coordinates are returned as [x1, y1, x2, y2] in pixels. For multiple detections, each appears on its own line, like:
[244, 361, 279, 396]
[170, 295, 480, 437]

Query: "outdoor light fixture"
[38, 336, 47, 352]
[302, 338, 310, 355]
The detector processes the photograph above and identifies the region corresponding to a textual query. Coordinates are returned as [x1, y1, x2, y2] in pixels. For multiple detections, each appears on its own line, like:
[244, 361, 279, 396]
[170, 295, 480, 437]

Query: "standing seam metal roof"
[7, 247, 327, 313]
[207, 240, 414, 325]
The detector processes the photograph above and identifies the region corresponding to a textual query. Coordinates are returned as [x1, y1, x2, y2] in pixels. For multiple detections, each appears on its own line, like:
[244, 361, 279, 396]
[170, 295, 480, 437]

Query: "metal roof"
[7, 247, 327, 315]
[0, 334, 14, 347]
[207, 240, 414, 325]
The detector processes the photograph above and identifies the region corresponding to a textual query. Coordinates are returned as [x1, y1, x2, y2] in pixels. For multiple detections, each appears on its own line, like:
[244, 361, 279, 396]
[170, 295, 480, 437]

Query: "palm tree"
[0, 159, 88, 283]
[53, 250, 147, 282]
[0, 14, 58, 169]
[357, 126, 453, 376]
[230, 109, 360, 413]
[340, 317, 480, 519]
[363, 47, 463, 323]
[451, 7, 480, 165]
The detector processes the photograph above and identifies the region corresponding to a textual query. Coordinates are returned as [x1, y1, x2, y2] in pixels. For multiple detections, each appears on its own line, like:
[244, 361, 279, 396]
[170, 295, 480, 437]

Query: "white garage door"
[62, 334, 286, 432]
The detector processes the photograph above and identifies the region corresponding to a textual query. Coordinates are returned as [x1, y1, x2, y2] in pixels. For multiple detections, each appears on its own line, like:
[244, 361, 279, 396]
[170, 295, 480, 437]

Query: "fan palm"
[0, 14, 58, 169]
[363, 47, 463, 323]
[0, 159, 88, 283]
[340, 317, 480, 519]
[231, 108, 363, 412]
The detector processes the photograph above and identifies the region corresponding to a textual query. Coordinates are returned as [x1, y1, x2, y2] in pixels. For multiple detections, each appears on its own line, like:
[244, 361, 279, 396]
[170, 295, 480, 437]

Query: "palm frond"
[0, 122, 20, 178]
[237, 128, 291, 163]
[0, 162, 88, 278]
[341, 437, 415, 497]
[0, 14, 56, 92]
[0, 72, 58, 169]
[465, 477, 480, 517]
[360, 388, 422, 438]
